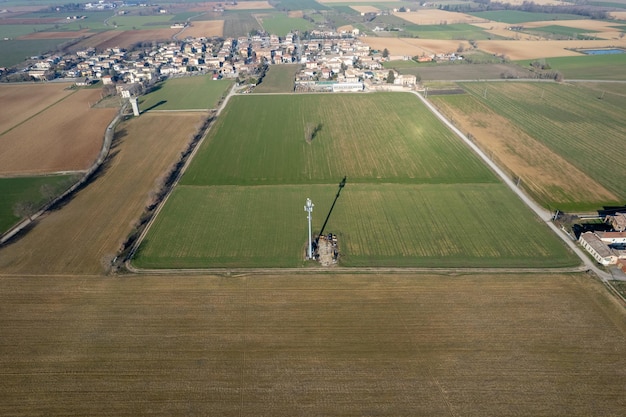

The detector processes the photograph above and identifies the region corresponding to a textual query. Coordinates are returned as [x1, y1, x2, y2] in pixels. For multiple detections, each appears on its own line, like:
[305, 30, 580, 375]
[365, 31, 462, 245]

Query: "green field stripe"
[134, 183, 578, 269]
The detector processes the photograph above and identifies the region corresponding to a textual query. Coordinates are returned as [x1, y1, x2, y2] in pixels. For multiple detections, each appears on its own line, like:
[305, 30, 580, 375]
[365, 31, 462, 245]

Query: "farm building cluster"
[579, 213, 626, 270]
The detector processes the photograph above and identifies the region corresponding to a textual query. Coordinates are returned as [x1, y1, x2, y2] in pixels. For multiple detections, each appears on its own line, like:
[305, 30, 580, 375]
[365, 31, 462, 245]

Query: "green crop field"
[223, 11, 263, 38]
[457, 82, 626, 201]
[401, 24, 495, 41]
[525, 25, 599, 38]
[517, 54, 626, 80]
[134, 93, 578, 268]
[468, 11, 585, 24]
[181, 94, 496, 186]
[260, 14, 315, 37]
[0, 39, 69, 67]
[109, 15, 174, 30]
[0, 175, 74, 234]
[254, 64, 301, 93]
[140, 77, 233, 111]
[135, 183, 576, 268]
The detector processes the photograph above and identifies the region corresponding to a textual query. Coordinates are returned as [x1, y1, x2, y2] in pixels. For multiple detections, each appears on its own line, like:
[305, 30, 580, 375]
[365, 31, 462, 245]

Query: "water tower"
[129, 96, 140, 117]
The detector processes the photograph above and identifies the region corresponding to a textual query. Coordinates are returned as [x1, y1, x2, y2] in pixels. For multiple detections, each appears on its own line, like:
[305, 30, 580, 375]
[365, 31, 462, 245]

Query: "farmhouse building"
[579, 232, 617, 265]
[605, 212, 626, 232]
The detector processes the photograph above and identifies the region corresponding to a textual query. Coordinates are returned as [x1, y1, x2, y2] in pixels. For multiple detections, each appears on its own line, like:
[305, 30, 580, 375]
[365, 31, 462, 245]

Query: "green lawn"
[0, 175, 74, 234]
[139, 77, 233, 111]
[134, 93, 578, 268]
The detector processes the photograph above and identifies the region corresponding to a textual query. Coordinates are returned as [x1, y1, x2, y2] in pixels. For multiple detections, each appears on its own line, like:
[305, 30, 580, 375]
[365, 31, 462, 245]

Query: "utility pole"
[317, 176, 347, 243]
[304, 198, 314, 259]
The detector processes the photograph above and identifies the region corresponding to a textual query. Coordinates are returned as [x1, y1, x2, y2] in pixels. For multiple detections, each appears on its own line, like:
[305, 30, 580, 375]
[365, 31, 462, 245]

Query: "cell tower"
[129, 96, 140, 117]
[304, 198, 314, 259]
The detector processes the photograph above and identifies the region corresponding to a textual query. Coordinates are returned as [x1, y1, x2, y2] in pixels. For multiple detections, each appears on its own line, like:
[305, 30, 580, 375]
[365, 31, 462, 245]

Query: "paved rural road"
[412, 91, 614, 283]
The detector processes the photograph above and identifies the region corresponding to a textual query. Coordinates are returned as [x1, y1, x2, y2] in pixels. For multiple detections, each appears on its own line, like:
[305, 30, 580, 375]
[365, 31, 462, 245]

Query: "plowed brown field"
[395, 10, 487, 25]
[92, 29, 178, 49]
[0, 89, 117, 176]
[181, 19, 224, 38]
[0, 83, 73, 135]
[0, 273, 624, 416]
[0, 112, 202, 274]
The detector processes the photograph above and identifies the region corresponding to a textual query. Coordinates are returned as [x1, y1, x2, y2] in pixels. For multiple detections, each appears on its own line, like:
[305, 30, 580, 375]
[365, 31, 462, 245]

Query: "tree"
[13, 201, 37, 221]
[382, 48, 389, 58]
[386, 70, 395, 84]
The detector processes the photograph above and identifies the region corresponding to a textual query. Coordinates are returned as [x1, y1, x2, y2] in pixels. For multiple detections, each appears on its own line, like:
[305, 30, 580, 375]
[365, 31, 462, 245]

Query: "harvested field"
[430, 93, 619, 209]
[93, 29, 178, 49]
[225, 1, 273, 10]
[0, 112, 203, 275]
[17, 29, 90, 39]
[477, 39, 626, 60]
[363, 37, 470, 56]
[0, 83, 73, 135]
[611, 11, 626, 20]
[67, 30, 121, 50]
[0, 89, 117, 176]
[181, 19, 224, 38]
[394, 10, 487, 25]
[351, 6, 380, 14]
[363, 35, 626, 60]
[288, 10, 303, 18]
[0, 273, 624, 416]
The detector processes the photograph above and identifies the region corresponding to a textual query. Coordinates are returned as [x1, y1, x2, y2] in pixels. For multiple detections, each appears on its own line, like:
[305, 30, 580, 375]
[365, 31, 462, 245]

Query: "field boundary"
[0, 103, 126, 246]
[126, 265, 590, 276]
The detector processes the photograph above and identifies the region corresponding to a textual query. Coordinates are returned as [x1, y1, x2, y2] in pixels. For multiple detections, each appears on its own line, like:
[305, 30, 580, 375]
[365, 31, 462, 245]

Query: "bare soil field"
[0, 89, 117, 176]
[93, 29, 178, 49]
[224, 0, 272, 10]
[363, 37, 470, 56]
[430, 96, 618, 206]
[478, 38, 626, 60]
[0, 83, 73, 135]
[364, 25, 626, 59]
[394, 10, 488, 25]
[610, 11, 626, 20]
[352, 6, 380, 14]
[0, 273, 623, 416]
[0, 112, 203, 274]
[67, 30, 119, 50]
[288, 10, 303, 18]
[182, 19, 224, 38]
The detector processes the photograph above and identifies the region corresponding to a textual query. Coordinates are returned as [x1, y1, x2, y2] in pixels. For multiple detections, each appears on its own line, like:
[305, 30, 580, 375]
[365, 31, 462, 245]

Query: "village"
[3, 25, 444, 92]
